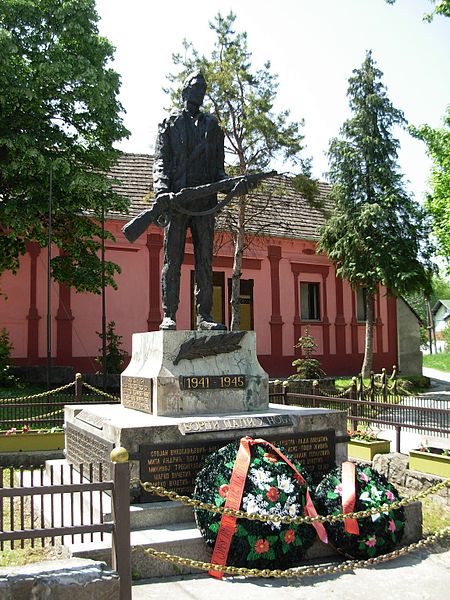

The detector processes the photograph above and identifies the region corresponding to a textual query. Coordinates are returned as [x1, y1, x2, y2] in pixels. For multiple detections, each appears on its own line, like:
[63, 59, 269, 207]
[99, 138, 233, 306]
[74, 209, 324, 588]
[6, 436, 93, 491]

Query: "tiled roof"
[107, 153, 333, 241]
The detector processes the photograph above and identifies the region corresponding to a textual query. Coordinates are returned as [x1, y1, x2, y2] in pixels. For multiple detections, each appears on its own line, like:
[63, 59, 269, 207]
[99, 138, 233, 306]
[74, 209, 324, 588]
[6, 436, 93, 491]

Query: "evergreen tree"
[318, 51, 434, 376]
[0, 0, 129, 293]
[165, 12, 309, 330]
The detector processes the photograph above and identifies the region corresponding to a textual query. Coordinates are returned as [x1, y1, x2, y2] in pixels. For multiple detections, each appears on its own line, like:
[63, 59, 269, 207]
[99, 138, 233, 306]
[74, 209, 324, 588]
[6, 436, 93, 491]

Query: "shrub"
[290, 327, 326, 379]
[0, 328, 18, 386]
[96, 321, 128, 374]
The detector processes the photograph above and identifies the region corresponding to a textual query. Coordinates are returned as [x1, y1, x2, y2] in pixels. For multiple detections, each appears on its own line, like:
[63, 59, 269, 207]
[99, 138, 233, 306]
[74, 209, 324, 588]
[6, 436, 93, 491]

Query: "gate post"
[110, 447, 132, 600]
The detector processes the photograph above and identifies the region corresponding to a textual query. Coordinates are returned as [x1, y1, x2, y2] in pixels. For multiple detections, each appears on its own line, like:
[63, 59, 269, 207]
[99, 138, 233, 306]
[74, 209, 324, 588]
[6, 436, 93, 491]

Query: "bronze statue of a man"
[153, 71, 228, 331]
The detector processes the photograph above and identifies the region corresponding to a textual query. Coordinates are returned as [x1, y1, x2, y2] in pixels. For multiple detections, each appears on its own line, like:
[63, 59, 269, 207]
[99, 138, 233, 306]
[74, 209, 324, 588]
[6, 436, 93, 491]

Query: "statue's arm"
[152, 119, 172, 197]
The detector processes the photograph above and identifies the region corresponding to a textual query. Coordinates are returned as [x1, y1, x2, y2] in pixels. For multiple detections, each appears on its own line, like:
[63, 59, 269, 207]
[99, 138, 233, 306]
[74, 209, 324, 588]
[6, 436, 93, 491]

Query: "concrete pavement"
[132, 544, 450, 599]
[423, 367, 450, 384]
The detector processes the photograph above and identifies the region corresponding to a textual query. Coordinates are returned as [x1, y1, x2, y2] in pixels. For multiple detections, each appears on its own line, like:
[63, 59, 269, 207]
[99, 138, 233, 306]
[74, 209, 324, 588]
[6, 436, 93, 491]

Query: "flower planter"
[409, 448, 450, 478]
[347, 438, 391, 461]
[0, 432, 65, 453]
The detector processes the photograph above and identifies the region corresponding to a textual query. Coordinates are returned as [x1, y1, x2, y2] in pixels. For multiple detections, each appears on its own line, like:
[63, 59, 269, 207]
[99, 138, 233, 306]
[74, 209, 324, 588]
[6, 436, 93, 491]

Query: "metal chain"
[132, 478, 450, 525]
[4, 408, 64, 425]
[315, 385, 354, 399]
[81, 382, 120, 402]
[0, 381, 75, 404]
[139, 526, 450, 578]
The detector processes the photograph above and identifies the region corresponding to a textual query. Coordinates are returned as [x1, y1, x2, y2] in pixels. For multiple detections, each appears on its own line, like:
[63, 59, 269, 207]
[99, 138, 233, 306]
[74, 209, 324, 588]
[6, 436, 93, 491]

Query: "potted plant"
[409, 442, 450, 478]
[0, 425, 65, 452]
[347, 429, 391, 461]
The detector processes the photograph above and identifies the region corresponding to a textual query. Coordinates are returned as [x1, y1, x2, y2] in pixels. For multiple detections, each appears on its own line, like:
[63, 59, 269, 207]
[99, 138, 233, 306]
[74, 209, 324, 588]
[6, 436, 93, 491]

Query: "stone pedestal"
[120, 330, 268, 416]
[59, 328, 354, 578]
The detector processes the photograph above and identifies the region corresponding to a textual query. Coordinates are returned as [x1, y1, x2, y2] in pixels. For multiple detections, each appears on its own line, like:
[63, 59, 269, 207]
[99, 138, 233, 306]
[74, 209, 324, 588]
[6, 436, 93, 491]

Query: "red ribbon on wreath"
[209, 436, 328, 579]
[341, 461, 360, 535]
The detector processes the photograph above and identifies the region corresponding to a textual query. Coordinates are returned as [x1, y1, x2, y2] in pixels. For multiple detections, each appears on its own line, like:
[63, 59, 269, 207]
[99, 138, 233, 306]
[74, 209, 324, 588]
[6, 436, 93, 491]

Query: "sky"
[95, 0, 450, 202]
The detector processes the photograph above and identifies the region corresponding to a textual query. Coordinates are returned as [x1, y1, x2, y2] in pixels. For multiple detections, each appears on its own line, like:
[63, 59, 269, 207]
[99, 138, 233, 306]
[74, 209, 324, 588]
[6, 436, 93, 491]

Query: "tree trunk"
[361, 291, 375, 378]
[230, 196, 246, 331]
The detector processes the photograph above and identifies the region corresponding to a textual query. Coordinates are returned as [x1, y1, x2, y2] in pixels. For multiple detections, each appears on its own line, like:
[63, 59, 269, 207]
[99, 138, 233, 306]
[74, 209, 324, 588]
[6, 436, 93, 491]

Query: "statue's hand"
[156, 192, 175, 206]
[233, 178, 251, 196]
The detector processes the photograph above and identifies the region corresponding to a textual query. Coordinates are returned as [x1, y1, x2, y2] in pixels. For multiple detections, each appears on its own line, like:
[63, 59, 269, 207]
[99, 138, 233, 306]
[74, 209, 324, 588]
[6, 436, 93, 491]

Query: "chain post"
[282, 380, 289, 405]
[75, 373, 83, 403]
[381, 368, 387, 401]
[392, 365, 398, 396]
[312, 380, 318, 407]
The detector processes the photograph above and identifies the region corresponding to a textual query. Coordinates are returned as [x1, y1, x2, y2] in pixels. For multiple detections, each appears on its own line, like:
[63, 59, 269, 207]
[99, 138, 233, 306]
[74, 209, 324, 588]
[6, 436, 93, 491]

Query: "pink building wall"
[0, 220, 398, 377]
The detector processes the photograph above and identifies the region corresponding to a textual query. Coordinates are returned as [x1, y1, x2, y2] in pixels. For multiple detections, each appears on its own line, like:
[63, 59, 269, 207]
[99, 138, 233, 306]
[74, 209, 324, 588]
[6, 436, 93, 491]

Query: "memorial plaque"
[65, 422, 114, 481]
[138, 429, 335, 502]
[178, 414, 293, 435]
[122, 376, 152, 413]
[76, 410, 104, 430]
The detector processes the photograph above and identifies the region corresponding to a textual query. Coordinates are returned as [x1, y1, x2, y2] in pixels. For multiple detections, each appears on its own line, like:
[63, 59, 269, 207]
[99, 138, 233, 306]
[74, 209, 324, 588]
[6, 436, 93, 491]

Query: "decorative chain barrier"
[0, 381, 75, 404]
[139, 526, 450, 578]
[4, 408, 65, 425]
[314, 385, 354, 399]
[132, 478, 450, 525]
[81, 381, 120, 402]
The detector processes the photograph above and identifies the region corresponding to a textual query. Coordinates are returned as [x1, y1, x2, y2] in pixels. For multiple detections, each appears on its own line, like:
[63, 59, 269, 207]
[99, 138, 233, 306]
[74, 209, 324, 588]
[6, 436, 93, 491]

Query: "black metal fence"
[0, 457, 131, 599]
[270, 384, 450, 451]
[0, 374, 121, 431]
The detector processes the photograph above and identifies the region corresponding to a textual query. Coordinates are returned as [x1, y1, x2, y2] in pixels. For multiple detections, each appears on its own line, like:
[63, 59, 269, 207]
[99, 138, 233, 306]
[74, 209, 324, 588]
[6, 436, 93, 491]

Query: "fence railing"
[0, 450, 131, 599]
[0, 373, 121, 431]
[270, 386, 450, 451]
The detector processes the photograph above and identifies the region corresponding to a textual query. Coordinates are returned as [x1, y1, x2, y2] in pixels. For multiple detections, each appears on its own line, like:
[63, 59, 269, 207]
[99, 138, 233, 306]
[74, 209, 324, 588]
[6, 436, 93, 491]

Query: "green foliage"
[0, 328, 17, 386]
[410, 108, 450, 274]
[0, 0, 129, 293]
[386, 0, 450, 21]
[318, 51, 434, 374]
[96, 321, 127, 374]
[291, 327, 326, 379]
[442, 323, 450, 348]
[423, 351, 450, 372]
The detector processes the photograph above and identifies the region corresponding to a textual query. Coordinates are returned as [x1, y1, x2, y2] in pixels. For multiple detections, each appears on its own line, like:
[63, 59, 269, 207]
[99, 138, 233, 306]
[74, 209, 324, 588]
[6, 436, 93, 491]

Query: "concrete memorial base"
[120, 330, 269, 416]
[64, 402, 348, 497]
[60, 328, 418, 579]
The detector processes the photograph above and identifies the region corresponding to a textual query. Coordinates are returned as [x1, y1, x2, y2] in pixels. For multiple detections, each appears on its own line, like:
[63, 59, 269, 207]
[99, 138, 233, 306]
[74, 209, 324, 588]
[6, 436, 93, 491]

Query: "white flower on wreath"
[285, 501, 299, 518]
[359, 491, 373, 503]
[243, 493, 268, 515]
[277, 474, 294, 494]
[249, 467, 272, 489]
[370, 486, 382, 501]
[267, 503, 284, 530]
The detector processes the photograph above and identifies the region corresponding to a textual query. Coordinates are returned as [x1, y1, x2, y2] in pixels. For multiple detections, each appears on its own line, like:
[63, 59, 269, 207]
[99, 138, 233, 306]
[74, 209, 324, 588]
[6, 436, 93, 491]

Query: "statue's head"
[181, 70, 207, 107]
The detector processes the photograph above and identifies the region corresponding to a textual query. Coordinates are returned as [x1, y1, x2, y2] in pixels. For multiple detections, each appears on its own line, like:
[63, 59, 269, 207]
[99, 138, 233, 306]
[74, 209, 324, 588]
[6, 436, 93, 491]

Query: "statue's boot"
[197, 315, 227, 331]
[159, 316, 176, 330]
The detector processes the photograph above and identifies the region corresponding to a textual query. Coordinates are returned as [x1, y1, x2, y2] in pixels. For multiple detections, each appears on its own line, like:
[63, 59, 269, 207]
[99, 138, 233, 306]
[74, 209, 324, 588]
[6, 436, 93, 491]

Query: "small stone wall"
[372, 452, 449, 506]
[0, 558, 119, 599]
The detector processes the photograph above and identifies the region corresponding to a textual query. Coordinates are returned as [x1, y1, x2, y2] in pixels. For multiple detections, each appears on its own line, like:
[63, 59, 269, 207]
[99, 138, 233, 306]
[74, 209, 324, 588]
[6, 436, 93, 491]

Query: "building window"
[228, 278, 254, 331]
[356, 287, 368, 322]
[300, 282, 320, 321]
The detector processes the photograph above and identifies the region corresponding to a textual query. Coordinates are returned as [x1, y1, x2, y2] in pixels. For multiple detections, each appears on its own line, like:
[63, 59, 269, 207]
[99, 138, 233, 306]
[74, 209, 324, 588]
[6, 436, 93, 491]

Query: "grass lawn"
[422, 352, 450, 373]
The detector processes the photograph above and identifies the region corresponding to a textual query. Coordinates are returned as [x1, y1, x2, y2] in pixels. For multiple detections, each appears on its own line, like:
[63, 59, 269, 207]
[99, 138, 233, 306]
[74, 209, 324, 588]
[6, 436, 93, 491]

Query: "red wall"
[0, 221, 398, 377]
